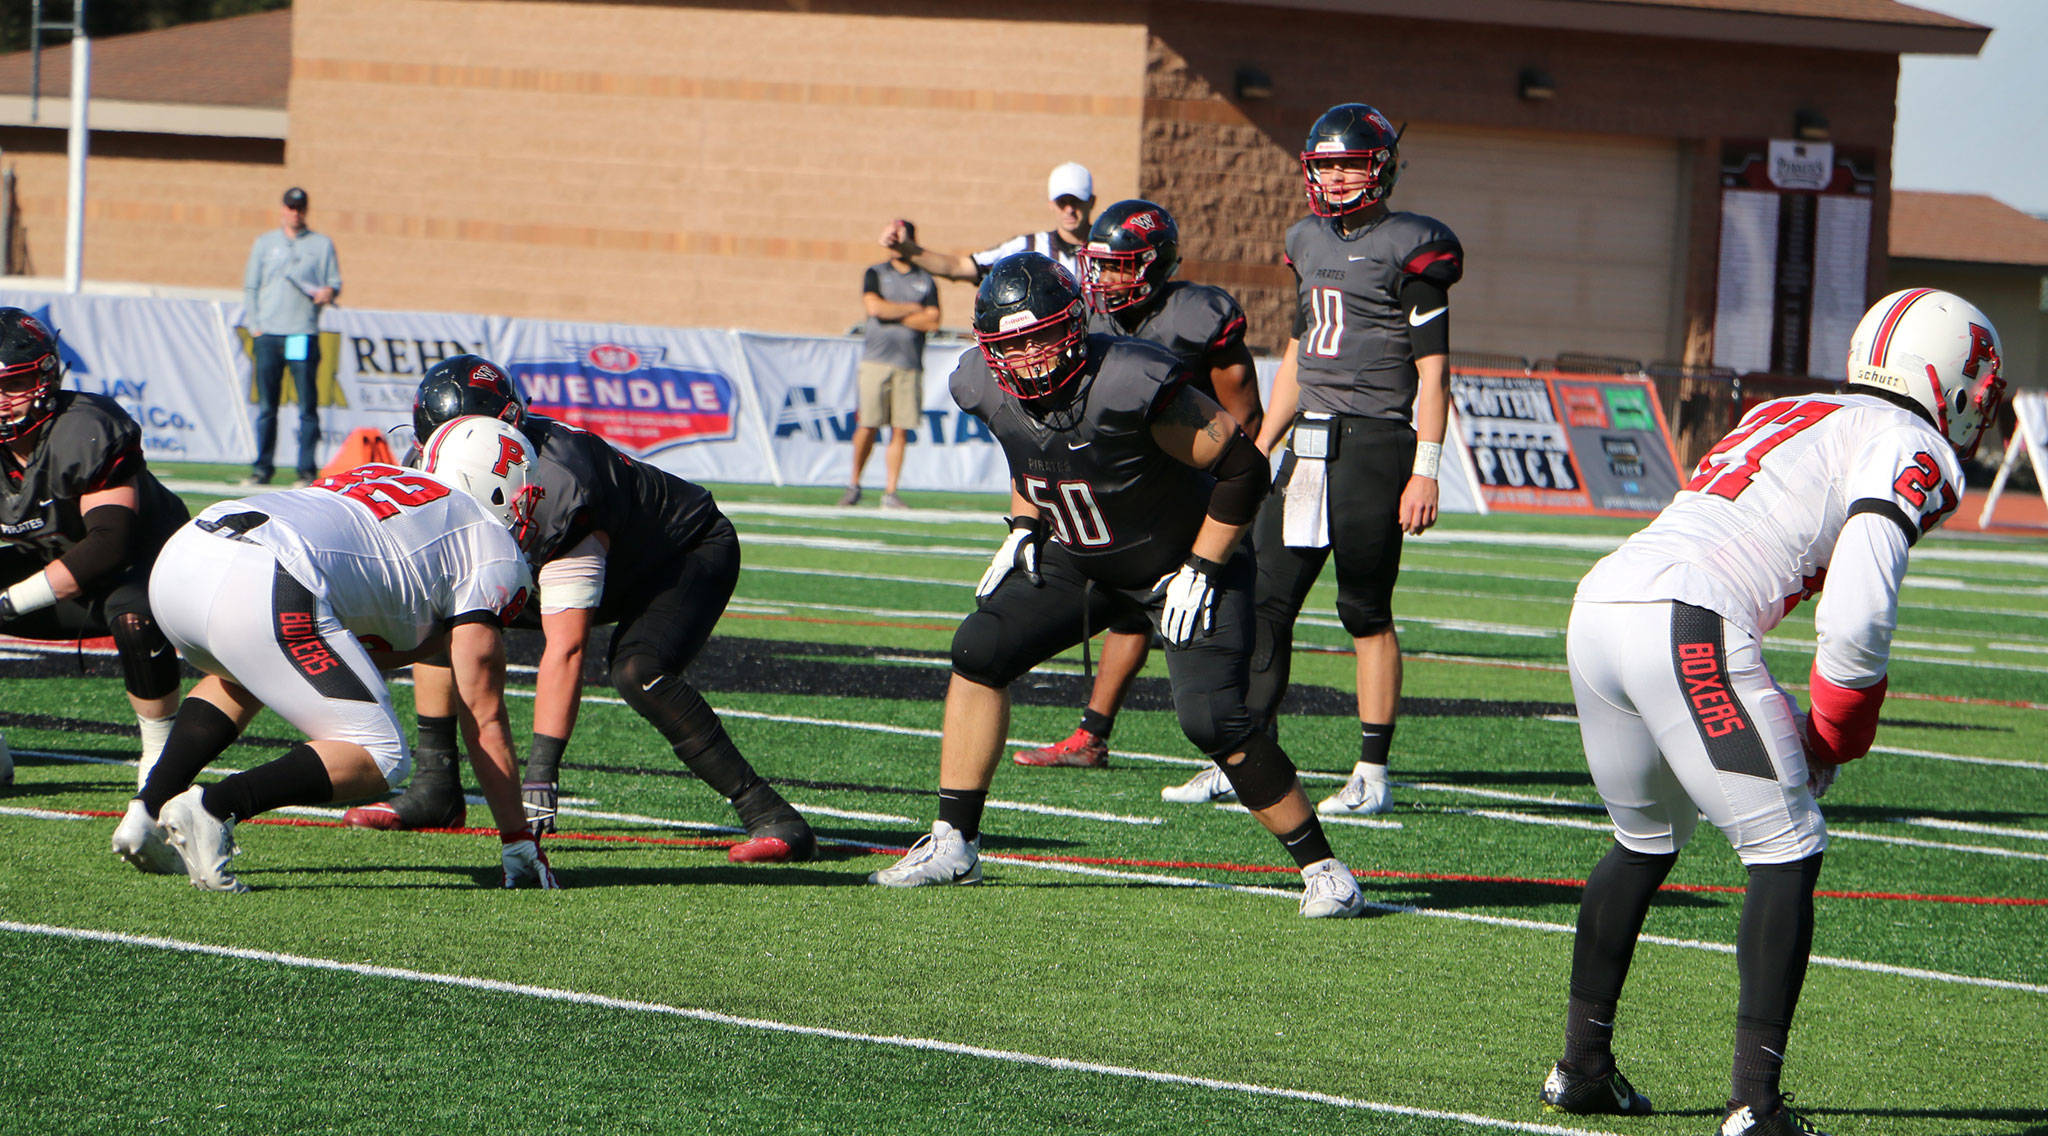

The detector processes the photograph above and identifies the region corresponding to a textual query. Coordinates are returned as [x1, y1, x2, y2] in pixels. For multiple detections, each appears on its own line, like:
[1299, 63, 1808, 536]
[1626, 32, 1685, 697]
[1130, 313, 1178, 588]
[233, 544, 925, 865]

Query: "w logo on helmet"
[1123, 210, 1164, 234]
[467, 363, 508, 392]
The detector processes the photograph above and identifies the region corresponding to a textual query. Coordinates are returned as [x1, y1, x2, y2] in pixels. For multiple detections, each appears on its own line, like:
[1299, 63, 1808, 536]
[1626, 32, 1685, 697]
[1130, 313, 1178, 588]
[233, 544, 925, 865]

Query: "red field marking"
[62, 807, 2046, 907]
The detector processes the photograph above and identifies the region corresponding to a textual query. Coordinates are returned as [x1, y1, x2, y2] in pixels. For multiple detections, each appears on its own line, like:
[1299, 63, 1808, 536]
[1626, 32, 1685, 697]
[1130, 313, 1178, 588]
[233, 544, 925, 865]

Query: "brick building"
[1889, 190, 2048, 395]
[0, 0, 1990, 375]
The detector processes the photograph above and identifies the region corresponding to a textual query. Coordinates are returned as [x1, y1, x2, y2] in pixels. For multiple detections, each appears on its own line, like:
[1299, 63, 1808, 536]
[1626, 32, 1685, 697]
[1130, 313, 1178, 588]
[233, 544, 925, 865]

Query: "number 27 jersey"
[1577, 394, 1961, 648]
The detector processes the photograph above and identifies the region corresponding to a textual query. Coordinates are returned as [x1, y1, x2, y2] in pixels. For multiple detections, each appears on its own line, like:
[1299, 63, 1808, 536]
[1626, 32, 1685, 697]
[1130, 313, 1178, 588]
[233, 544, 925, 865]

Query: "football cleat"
[1716, 1096, 1828, 1135]
[342, 756, 467, 831]
[111, 799, 181, 875]
[1160, 765, 1236, 803]
[1318, 765, 1393, 816]
[1540, 1061, 1654, 1116]
[1013, 728, 1109, 768]
[869, 821, 981, 887]
[159, 787, 248, 893]
[1298, 857, 1365, 918]
[729, 781, 816, 863]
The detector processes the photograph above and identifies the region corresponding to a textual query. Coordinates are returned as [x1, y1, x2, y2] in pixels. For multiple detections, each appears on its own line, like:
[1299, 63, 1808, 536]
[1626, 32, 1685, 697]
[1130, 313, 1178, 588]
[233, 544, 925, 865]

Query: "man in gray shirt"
[241, 186, 341, 486]
[841, 227, 940, 508]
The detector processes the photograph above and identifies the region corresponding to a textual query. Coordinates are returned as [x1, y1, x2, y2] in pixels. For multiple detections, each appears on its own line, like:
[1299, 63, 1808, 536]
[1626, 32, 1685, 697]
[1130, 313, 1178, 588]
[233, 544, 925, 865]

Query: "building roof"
[1891, 191, 2048, 269]
[1207, 0, 1988, 55]
[0, 9, 289, 137]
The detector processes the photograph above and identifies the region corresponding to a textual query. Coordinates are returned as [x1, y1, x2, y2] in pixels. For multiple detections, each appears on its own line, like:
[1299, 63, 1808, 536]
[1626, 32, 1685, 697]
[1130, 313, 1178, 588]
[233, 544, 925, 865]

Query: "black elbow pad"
[1205, 431, 1270, 526]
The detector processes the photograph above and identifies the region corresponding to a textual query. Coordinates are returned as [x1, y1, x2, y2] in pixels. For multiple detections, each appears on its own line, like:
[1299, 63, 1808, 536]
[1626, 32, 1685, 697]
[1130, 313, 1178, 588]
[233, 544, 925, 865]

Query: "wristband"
[2, 572, 59, 620]
[1412, 440, 1442, 480]
[1185, 553, 1225, 578]
[528, 733, 568, 784]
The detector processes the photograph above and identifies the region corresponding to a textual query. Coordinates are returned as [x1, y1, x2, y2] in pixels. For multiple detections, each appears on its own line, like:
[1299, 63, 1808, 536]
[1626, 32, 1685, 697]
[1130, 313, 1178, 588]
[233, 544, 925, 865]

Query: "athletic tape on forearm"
[1412, 440, 1442, 480]
[2, 571, 58, 618]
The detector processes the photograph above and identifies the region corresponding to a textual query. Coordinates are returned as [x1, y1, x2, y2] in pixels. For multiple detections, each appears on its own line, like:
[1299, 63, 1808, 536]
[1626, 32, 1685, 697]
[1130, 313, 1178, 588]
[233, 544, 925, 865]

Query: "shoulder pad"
[949, 346, 1002, 419]
[1394, 213, 1463, 287]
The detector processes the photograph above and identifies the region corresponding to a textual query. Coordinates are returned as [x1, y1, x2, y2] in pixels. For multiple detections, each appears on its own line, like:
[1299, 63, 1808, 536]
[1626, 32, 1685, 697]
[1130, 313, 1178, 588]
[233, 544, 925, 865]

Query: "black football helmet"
[974, 252, 1090, 405]
[1080, 199, 1180, 317]
[412, 354, 526, 441]
[0, 308, 64, 443]
[1301, 103, 1401, 217]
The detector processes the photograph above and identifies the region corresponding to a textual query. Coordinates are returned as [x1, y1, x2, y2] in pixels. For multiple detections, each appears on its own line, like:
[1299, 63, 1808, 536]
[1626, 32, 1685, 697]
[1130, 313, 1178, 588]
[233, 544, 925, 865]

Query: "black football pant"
[951, 542, 1263, 759]
[1, 544, 181, 700]
[1245, 418, 1413, 727]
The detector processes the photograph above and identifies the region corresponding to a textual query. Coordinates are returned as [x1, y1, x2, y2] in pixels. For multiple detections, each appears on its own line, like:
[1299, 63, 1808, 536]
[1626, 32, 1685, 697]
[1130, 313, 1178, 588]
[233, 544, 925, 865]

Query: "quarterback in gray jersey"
[869, 252, 1365, 919]
[347, 355, 814, 866]
[0, 309, 188, 790]
[1163, 102, 1464, 818]
[1014, 199, 1265, 770]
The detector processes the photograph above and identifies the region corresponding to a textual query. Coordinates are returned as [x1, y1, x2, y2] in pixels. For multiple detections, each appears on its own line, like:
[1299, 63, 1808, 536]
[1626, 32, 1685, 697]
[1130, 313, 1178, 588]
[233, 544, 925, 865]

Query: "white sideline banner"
[0, 288, 247, 463]
[1978, 390, 2048, 527]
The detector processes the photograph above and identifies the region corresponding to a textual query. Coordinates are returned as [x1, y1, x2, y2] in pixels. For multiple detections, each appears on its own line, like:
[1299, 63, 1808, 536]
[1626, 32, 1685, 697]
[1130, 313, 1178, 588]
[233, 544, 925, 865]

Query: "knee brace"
[950, 609, 1022, 688]
[613, 650, 758, 800]
[110, 611, 180, 700]
[1214, 731, 1299, 812]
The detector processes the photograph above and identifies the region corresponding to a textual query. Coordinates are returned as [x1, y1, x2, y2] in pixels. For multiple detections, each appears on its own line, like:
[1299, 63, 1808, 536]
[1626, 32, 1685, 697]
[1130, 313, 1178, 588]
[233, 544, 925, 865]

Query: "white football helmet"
[419, 415, 541, 531]
[1847, 288, 2006, 460]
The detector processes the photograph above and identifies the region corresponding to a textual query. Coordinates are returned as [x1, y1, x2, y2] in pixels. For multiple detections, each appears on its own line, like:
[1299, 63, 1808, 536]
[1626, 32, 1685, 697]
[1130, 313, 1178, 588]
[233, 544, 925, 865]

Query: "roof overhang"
[1189, 0, 1989, 56]
[0, 96, 285, 139]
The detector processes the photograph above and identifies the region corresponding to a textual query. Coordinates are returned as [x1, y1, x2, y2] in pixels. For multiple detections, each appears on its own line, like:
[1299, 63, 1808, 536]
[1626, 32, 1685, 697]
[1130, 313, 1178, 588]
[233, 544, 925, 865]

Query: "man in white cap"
[880, 162, 1095, 282]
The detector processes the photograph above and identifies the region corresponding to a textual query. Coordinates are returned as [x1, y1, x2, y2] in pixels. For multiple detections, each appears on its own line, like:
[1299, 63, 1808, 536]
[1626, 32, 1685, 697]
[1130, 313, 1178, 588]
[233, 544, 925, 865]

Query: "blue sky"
[1893, 0, 2048, 216]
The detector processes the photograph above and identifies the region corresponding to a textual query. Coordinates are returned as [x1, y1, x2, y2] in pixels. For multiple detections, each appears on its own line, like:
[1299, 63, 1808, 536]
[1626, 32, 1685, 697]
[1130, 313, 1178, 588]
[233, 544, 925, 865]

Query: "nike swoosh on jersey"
[1408, 306, 1448, 327]
[1347, 255, 1372, 261]
[1067, 440, 1092, 450]
[36, 498, 56, 508]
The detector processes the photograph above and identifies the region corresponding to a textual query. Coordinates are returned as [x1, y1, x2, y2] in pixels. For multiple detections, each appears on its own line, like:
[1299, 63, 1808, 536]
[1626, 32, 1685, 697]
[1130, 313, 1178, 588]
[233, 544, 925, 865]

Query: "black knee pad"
[1215, 731, 1299, 812]
[110, 611, 179, 700]
[950, 609, 1021, 688]
[1336, 597, 1393, 638]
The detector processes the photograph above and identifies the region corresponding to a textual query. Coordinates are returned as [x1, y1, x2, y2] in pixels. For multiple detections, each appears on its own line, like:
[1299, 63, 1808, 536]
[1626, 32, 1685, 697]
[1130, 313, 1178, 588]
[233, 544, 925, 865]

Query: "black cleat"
[1715, 1095, 1829, 1135]
[341, 750, 466, 830]
[1541, 1061, 1654, 1116]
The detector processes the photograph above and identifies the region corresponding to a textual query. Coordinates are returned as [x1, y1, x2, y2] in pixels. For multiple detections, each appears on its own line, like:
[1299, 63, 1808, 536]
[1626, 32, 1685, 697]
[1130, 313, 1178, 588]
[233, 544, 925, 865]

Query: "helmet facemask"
[977, 299, 1089, 405]
[1080, 245, 1160, 316]
[0, 351, 60, 443]
[1302, 148, 1395, 218]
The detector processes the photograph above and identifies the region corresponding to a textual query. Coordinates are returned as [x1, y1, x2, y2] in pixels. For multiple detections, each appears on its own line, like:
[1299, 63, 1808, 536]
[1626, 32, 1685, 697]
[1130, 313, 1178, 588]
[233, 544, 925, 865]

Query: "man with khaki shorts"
[842, 227, 940, 509]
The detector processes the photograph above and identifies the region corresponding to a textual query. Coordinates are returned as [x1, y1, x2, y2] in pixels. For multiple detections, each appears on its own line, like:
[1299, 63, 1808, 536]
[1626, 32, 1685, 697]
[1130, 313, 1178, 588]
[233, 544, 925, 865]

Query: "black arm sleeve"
[1204, 431, 1271, 526]
[862, 267, 881, 295]
[1400, 277, 1450, 358]
[57, 504, 138, 589]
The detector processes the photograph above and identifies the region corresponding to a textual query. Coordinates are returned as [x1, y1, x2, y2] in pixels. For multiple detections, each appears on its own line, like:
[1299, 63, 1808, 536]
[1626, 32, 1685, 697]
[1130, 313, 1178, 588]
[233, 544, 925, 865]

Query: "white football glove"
[1809, 761, 1840, 799]
[501, 831, 560, 889]
[1155, 555, 1223, 646]
[976, 516, 1045, 599]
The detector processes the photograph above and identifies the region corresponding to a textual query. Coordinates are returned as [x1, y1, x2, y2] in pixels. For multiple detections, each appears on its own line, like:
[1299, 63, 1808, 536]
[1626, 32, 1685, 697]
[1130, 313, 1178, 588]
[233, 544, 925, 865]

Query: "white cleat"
[111, 799, 181, 875]
[1298, 857, 1365, 918]
[1160, 765, 1237, 804]
[869, 821, 982, 887]
[1318, 766, 1393, 816]
[159, 787, 249, 893]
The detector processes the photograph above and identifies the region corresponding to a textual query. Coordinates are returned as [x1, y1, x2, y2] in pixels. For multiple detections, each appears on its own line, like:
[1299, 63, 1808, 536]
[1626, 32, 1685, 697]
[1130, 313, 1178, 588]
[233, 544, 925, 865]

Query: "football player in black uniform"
[0, 308, 187, 791]
[868, 253, 1362, 918]
[341, 355, 815, 863]
[1012, 199, 1263, 770]
[1161, 103, 1462, 818]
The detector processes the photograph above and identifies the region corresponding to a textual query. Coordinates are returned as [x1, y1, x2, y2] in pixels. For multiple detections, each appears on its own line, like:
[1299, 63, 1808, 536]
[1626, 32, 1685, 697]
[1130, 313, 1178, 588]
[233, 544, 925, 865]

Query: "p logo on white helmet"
[1846, 288, 2005, 460]
[420, 415, 541, 531]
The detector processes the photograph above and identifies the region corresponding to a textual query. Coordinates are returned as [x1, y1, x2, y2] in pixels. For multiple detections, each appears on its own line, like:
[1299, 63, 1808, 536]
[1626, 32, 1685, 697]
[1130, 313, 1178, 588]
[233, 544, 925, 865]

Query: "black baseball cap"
[282, 187, 309, 209]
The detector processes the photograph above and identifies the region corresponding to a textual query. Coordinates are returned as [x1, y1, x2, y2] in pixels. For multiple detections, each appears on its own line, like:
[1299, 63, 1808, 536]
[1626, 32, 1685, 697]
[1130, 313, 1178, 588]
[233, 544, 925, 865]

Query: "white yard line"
[0, 920, 1625, 1136]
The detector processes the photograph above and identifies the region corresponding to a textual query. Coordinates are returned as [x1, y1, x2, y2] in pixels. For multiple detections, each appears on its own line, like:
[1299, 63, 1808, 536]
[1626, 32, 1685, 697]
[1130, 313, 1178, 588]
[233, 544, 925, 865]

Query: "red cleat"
[1013, 728, 1109, 768]
[728, 836, 798, 863]
[341, 799, 466, 831]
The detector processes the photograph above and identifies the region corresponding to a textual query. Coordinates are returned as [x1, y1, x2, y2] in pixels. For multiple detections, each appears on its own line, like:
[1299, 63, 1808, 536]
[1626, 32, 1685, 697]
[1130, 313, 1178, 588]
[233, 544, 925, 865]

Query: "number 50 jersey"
[1577, 393, 1961, 685]
[188, 464, 530, 653]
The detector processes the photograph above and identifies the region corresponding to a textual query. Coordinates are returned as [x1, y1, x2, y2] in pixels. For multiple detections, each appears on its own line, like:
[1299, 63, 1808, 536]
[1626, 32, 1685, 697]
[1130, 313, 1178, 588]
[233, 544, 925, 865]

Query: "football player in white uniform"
[112, 417, 558, 893]
[1538, 290, 2005, 1136]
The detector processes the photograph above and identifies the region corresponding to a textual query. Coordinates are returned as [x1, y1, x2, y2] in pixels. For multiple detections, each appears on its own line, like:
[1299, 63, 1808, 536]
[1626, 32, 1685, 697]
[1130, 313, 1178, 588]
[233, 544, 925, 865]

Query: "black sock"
[1078, 708, 1114, 740]
[200, 743, 334, 821]
[937, 788, 987, 843]
[1359, 721, 1395, 766]
[1277, 816, 1335, 868]
[1732, 854, 1823, 1112]
[416, 713, 458, 756]
[1562, 994, 1618, 1075]
[138, 698, 243, 816]
[1565, 843, 1678, 1069]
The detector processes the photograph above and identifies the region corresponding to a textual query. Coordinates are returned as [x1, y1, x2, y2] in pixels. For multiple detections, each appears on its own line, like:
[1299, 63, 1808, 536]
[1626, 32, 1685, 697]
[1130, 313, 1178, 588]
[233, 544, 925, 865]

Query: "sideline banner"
[490, 316, 773, 485]
[1978, 390, 2048, 527]
[0, 289, 246, 463]
[1451, 369, 1681, 515]
[745, 332, 1007, 494]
